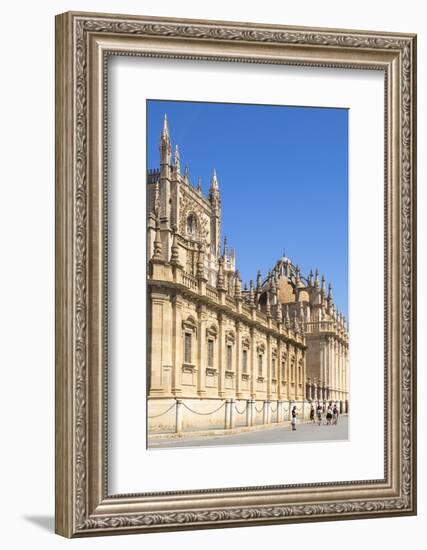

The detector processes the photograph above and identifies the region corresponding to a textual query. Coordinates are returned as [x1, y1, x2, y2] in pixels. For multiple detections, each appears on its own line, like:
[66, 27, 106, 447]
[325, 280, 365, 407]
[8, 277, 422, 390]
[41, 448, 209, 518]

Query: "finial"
[154, 180, 160, 216]
[170, 225, 180, 266]
[315, 269, 320, 289]
[173, 144, 180, 177]
[265, 290, 271, 317]
[223, 235, 228, 258]
[285, 305, 291, 328]
[210, 168, 219, 191]
[234, 270, 242, 300]
[276, 302, 282, 323]
[217, 257, 225, 290]
[256, 270, 262, 291]
[184, 163, 189, 183]
[249, 280, 255, 307]
[161, 113, 169, 139]
[152, 212, 163, 261]
[308, 270, 313, 287]
[197, 176, 202, 193]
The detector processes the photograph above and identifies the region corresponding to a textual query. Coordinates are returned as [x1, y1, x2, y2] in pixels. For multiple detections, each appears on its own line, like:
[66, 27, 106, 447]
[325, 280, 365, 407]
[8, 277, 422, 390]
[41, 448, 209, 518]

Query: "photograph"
[146, 100, 349, 449]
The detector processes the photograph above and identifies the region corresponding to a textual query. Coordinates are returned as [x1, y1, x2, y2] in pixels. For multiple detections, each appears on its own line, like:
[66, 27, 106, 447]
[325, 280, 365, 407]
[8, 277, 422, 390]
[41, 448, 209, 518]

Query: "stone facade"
[147, 116, 349, 436]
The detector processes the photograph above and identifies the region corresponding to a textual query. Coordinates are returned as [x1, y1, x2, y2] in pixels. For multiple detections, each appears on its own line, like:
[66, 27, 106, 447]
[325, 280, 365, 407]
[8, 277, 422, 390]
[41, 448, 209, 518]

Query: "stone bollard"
[225, 399, 231, 429]
[175, 399, 183, 433]
[277, 400, 283, 423]
[247, 399, 255, 427]
[229, 399, 235, 429]
[263, 400, 271, 425]
[246, 399, 251, 427]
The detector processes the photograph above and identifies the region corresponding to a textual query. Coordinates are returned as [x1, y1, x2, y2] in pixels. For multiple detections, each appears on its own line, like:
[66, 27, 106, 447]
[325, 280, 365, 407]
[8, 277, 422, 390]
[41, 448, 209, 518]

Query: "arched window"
[242, 337, 250, 374]
[186, 213, 197, 239]
[182, 316, 197, 365]
[298, 359, 303, 385]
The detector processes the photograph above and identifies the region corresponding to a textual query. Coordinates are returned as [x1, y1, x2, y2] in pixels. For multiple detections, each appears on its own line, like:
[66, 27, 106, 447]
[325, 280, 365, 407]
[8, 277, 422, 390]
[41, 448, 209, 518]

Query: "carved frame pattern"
[55, 11, 416, 537]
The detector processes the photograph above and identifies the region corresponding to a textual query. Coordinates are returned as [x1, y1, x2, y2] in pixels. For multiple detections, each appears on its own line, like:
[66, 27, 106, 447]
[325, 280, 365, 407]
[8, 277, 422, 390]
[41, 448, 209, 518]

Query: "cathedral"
[147, 115, 349, 437]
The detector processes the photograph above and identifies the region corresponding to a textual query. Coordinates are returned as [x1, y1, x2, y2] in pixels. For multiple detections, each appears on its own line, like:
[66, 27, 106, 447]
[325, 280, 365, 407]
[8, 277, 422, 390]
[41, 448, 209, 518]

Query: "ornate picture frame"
[55, 11, 417, 537]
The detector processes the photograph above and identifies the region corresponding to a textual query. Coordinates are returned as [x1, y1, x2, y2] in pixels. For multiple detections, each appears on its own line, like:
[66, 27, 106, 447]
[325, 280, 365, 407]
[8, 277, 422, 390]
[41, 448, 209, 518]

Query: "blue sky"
[147, 100, 348, 318]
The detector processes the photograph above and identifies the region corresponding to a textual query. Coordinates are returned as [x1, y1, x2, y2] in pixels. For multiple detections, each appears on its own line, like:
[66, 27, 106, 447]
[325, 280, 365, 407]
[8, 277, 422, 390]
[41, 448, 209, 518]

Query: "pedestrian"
[291, 406, 297, 431]
[316, 403, 322, 426]
[326, 406, 332, 425]
[310, 404, 315, 423]
[332, 403, 339, 425]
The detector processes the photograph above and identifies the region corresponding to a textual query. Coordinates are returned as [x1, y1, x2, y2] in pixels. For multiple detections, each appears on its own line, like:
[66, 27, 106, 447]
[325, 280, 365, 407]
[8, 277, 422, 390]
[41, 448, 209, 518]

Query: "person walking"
[326, 405, 333, 425]
[316, 403, 322, 426]
[310, 404, 315, 423]
[291, 406, 297, 431]
[332, 403, 339, 425]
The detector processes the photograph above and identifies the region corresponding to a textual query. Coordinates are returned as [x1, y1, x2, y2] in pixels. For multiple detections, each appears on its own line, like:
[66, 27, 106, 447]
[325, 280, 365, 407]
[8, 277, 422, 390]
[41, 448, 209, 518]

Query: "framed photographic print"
[55, 11, 417, 537]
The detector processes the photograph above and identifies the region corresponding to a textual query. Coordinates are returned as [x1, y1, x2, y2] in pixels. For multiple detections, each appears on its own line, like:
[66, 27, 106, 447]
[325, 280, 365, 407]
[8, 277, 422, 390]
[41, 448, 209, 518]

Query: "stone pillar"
[277, 400, 283, 423]
[247, 399, 255, 427]
[235, 321, 242, 398]
[230, 399, 236, 429]
[277, 339, 282, 400]
[149, 292, 167, 393]
[266, 335, 272, 400]
[263, 400, 271, 424]
[250, 328, 256, 399]
[225, 399, 231, 429]
[293, 349, 298, 401]
[171, 294, 183, 395]
[197, 304, 207, 396]
[218, 313, 225, 397]
[175, 399, 183, 433]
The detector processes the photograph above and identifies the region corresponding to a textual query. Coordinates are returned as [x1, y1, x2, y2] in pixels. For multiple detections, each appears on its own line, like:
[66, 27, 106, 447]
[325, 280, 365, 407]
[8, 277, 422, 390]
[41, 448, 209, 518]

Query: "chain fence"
[182, 401, 226, 416]
[234, 402, 247, 415]
[147, 402, 176, 419]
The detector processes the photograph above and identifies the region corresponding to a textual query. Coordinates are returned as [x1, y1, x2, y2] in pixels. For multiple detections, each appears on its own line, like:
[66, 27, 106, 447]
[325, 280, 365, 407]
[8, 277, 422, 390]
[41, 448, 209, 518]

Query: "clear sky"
[147, 100, 348, 318]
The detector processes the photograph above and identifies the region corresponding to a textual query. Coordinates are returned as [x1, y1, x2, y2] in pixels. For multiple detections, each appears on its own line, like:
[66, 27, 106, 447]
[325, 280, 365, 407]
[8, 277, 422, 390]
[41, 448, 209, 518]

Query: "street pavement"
[149, 414, 348, 449]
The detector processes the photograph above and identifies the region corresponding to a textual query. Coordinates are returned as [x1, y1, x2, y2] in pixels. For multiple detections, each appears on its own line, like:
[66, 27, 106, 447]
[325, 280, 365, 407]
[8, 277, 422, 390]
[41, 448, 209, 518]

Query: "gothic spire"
[249, 280, 255, 307]
[223, 235, 228, 258]
[159, 114, 171, 165]
[173, 144, 180, 178]
[161, 113, 169, 140]
[256, 270, 262, 291]
[197, 176, 202, 193]
[210, 168, 219, 192]
[315, 269, 320, 289]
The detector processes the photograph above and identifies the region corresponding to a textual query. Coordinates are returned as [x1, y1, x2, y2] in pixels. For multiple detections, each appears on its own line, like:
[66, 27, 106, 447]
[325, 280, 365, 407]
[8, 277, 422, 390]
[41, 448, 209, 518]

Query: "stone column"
[277, 338, 282, 400]
[171, 294, 183, 395]
[263, 400, 271, 424]
[149, 292, 167, 393]
[286, 343, 291, 403]
[235, 321, 242, 398]
[250, 328, 256, 399]
[266, 335, 272, 400]
[197, 304, 207, 396]
[247, 399, 255, 427]
[218, 313, 225, 397]
[333, 340, 339, 399]
[230, 399, 236, 430]
[293, 348, 298, 401]
[277, 400, 283, 423]
[175, 399, 183, 433]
